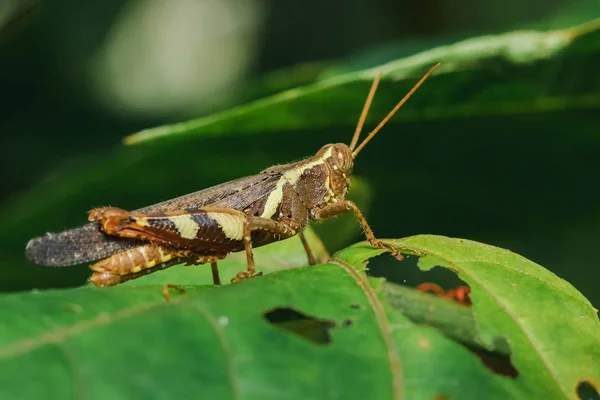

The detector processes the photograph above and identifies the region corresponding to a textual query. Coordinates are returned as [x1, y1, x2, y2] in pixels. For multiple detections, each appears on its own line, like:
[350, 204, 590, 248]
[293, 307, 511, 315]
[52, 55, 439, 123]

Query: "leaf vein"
[0, 295, 191, 360]
[329, 257, 404, 400]
[188, 301, 240, 400]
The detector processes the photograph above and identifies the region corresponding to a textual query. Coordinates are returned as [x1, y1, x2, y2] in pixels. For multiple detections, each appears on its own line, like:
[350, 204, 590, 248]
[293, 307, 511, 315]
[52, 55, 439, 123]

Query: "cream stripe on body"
[170, 215, 201, 240]
[260, 146, 334, 219]
[207, 212, 245, 241]
[139, 210, 244, 241]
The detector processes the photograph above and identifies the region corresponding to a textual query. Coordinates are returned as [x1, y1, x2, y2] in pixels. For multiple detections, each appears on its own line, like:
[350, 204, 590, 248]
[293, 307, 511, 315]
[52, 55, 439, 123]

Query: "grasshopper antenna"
[349, 72, 382, 151]
[352, 63, 441, 158]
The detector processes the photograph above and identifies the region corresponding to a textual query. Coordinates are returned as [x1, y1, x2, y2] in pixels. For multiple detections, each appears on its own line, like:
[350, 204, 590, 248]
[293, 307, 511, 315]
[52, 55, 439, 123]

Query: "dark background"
[1, 0, 599, 307]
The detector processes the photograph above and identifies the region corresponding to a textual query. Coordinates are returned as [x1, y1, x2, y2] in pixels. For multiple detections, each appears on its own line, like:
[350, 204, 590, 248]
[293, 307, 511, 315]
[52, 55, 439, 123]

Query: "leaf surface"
[334, 235, 600, 399]
[1, 235, 598, 399]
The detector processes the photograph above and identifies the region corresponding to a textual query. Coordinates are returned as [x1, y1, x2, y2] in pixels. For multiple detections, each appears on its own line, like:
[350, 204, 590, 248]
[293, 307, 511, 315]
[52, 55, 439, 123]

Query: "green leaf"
[529, 0, 600, 30]
[125, 19, 600, 144]
[1, 235, 597, 399]
[334, 235, 600, 399]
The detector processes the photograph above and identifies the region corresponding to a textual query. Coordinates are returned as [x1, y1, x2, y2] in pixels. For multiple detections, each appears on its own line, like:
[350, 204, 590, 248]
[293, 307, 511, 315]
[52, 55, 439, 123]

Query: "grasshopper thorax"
[279, 143, 353, 213]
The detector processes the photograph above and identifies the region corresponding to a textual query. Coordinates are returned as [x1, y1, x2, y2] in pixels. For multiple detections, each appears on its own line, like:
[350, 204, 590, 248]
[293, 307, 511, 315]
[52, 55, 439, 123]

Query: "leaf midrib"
[0, 296, 174, 360]
[189, 301, 240, 400]
[328, 257, 403, 400]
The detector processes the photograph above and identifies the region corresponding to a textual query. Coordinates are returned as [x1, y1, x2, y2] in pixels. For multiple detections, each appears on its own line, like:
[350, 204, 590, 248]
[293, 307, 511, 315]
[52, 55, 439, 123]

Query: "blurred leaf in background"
[90, 0, 263, 118]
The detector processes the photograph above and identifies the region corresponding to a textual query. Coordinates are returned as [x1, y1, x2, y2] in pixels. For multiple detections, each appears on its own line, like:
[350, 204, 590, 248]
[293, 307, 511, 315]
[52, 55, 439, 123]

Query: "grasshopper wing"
[26, 171, 284, 266]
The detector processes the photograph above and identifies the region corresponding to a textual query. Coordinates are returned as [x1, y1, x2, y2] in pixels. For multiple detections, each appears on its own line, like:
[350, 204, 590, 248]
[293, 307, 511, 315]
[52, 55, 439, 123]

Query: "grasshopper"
[26, 64, 440, 287]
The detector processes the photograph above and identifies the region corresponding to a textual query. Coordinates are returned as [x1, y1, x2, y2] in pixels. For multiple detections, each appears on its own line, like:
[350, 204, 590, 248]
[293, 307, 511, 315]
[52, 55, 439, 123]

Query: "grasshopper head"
[317, 143, 353, 201]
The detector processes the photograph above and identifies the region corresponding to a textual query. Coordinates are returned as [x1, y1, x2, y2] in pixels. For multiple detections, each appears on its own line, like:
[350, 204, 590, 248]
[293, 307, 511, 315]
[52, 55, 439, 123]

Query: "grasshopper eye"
[331, 143, 353, 173]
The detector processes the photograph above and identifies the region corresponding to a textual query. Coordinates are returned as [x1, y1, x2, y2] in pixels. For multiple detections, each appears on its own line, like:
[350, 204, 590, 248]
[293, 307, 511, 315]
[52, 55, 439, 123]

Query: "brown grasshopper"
[26, 64, 440, 287]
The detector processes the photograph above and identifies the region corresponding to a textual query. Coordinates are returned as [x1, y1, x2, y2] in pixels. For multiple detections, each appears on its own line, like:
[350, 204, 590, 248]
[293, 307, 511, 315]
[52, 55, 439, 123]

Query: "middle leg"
[299, 231, 317, 265]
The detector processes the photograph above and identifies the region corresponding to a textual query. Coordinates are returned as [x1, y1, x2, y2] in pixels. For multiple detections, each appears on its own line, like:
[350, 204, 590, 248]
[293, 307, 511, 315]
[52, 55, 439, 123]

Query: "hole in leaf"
[263, 307, 336, 345]
[367, 254, 466, 295]
[371, 254, 472, 308]
[383, 274, 517, 378]
[577, 380, 600, 400]
[342, 319, 353, 327]
[464, 343, 519, 378]
[424, 317, 518, 377]
[375, 254, 521, 378]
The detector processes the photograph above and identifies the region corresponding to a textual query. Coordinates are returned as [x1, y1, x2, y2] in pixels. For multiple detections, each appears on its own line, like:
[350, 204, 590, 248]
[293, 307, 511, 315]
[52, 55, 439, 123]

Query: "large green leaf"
[336, 236, 600, 399]
[1, 235, 597, 399]
[124, 19, 600, 144]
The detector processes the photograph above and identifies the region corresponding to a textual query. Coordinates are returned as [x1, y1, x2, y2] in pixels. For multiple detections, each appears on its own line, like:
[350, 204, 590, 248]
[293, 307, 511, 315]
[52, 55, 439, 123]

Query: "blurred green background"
[1, 0, 599, 307]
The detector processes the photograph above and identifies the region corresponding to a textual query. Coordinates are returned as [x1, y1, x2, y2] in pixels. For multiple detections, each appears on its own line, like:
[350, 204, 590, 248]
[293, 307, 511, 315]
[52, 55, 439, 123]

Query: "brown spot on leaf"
[418, 338, 430, 349]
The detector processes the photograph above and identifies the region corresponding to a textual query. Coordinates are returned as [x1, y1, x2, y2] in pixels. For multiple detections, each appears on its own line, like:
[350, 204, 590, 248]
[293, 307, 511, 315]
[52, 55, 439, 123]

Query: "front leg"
[312, 200, 403, 260]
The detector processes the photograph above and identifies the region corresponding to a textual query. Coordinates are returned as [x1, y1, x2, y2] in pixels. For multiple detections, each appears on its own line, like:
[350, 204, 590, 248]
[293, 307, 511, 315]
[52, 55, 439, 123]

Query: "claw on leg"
[372, 240, 403, 261]
[162, 284, 185, 302]
[231, 270, 263, 283]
